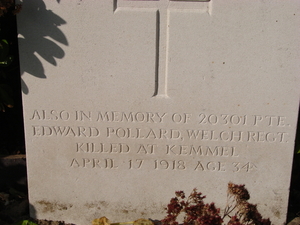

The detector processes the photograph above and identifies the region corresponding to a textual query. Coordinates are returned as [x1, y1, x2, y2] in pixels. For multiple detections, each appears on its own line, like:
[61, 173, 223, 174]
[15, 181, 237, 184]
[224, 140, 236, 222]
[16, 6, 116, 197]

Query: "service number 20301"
[199, 113, 247, 126]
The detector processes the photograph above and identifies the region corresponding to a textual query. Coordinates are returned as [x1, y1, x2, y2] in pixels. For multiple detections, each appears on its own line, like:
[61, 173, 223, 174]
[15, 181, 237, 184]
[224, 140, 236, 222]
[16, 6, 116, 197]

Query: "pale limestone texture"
[17, 1, 300, 225]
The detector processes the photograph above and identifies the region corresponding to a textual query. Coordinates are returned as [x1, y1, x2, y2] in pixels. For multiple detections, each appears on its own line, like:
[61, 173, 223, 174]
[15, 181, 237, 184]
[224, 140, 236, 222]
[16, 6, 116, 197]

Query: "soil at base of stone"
[0, 197, 75, 225]
[32, 220, 75, 225]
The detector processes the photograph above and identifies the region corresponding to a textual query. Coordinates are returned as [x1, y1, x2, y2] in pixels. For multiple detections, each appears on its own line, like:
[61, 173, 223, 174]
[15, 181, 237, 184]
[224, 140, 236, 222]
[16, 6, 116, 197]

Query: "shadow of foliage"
[17, 0, 68, 94]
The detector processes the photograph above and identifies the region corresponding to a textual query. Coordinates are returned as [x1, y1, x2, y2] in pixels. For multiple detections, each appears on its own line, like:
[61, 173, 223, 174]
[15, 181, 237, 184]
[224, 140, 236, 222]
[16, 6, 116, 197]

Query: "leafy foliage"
[160, 182, 272, 225]
[0, 0, 21, 17]
[0, 39, 14, 111]
[13, 220, 38, 225]
[93, 183, 272, 225]
[0, 0, 21, 112]
[0, 0, 25, 156]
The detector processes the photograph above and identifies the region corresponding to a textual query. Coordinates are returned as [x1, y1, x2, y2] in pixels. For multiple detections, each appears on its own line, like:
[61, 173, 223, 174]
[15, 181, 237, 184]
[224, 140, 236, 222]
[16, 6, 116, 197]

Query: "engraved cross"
[115, 0, 210, 98]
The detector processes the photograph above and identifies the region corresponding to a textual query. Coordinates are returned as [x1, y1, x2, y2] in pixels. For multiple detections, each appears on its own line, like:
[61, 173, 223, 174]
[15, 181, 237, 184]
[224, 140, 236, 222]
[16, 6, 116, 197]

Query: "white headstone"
[17, 1, 300, 224]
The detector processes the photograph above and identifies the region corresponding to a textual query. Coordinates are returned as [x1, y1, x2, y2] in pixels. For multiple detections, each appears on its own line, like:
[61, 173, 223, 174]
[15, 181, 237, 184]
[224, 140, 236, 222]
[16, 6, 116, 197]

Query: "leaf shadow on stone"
[17, 0, 68, 94]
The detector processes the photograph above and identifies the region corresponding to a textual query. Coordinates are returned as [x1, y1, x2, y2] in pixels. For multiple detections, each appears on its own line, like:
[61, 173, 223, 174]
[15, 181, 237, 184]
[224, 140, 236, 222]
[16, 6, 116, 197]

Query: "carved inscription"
[30, 110, 291, 127]
[29, 110, 291, 173]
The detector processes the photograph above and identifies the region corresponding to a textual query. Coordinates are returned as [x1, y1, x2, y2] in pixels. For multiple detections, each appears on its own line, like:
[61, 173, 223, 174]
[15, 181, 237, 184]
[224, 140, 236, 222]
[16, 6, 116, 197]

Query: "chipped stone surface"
[17, 1, 300, 225]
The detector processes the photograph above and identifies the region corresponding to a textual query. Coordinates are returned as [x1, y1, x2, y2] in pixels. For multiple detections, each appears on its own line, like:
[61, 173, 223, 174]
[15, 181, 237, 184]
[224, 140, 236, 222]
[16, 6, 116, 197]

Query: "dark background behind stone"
[0, 5, 25, 156]
[0, 5, 299, 225]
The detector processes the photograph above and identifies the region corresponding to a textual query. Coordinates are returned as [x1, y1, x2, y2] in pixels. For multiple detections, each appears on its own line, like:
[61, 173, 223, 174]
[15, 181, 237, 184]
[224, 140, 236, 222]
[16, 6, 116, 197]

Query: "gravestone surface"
[17, 0, 300, 224]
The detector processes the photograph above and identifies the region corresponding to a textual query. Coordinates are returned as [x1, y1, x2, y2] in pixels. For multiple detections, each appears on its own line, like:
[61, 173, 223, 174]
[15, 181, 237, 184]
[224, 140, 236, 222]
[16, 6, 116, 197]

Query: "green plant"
[13, 220, 38, 225]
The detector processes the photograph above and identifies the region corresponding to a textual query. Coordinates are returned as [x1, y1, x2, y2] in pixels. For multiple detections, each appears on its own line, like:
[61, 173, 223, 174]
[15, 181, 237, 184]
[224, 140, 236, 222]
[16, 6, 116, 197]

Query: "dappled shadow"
[17, 0, 68, 94]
